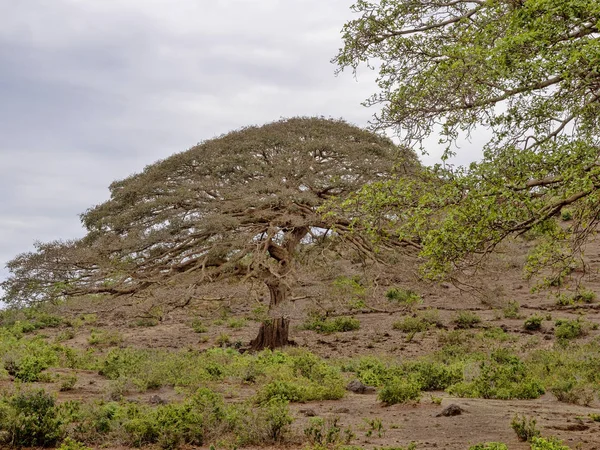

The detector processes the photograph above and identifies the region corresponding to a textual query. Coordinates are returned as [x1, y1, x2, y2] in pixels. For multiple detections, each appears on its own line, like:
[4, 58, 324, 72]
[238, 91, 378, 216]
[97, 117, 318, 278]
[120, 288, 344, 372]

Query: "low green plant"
[57, 437, 92, 450]
[554, 319, 586, 340]
[378, 378, 421, 405]
[364, 418, 384, 437]
[453, 311, 481, 329]
[191, 319, 208, 333]
[303, 416, 353, 448]
[549, 378, 595, 406]
[59, 374, 78, 392]
[303, 314, 360, 334]
[524, 316, 543, 331]
[468, 443, 508, 450]
[502, 300, 521, 319]
[228, 318, 247, 329]
[448, 350, 544, 400]
[215, 333, 231, 347]
[511, 415, 540, 442]
[530, 436, 571, 450]
[392, 316, 429, 333]
[0, 389, 64, 447]
[88, 329, 123, 347]
[560, 209, 573, 221]
[385, 288, 422, 309]
[134, 317, 159, 327]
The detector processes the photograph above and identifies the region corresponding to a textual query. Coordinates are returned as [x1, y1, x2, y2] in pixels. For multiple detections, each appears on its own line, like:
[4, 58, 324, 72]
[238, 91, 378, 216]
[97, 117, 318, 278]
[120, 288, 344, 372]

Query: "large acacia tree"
[2, 117, 417, 349]
[334, 0, 600, 285]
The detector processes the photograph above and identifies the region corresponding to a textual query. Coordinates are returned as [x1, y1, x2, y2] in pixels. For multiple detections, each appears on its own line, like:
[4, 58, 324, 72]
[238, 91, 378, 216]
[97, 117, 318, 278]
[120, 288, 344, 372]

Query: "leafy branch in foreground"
[332, 0, 600, 283]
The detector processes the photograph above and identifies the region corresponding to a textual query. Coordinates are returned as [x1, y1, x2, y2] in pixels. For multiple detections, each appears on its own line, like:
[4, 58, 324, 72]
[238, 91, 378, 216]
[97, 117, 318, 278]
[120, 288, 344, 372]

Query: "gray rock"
[346, 379, 376, 394]
[149, 394, 167, 405]
[436, 404, 465, 417]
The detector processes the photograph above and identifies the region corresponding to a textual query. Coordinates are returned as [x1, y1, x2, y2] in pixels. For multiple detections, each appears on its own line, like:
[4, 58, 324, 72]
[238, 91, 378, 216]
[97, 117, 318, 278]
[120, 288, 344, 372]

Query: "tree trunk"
[249, 317, 291, 351]
[249, 278, 293, 350]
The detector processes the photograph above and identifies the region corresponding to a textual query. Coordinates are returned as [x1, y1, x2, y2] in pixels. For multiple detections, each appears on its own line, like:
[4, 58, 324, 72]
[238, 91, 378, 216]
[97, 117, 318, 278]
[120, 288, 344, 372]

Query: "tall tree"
[2, 117, 417, 349]
[333, 0, 600, 286]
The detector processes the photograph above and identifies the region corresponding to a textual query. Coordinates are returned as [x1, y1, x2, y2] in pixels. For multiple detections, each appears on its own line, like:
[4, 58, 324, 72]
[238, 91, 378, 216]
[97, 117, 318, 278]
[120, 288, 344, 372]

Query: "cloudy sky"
[0, 0, 483, 294]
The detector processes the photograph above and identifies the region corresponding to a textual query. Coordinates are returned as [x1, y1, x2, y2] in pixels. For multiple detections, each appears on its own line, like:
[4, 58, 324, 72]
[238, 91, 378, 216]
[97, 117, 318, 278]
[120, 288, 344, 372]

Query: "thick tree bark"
[250, 278, 293, 350]
[249, 317, 291, 351]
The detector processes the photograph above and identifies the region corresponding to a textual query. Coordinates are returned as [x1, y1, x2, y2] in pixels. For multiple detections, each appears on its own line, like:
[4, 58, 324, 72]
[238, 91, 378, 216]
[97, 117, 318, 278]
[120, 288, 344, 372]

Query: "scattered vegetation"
[303, 314, 360, 334]
[453, 311, 481, 329]
[511, 415, 540, 442]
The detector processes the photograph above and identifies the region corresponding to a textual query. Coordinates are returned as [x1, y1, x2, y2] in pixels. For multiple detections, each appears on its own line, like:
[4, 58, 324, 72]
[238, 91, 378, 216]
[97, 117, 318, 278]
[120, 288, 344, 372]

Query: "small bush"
[524, 316, 543, 331]
[530, 436, 571, 450]
[303, 315, 360, 334]
[393, 316, 429, 333]
[58, 437, 92, 450]
[560, 209, 573, 221]
[59, 374, 78, 392]
[228, 318, 247, 329]
[554, 319, 585, 340]
[453, 311, 481, 329]
[469, 443, 508, 450]
[378, 378, 421, 405]
[88, 329, 123, 347]
[385, 288, 422, 309]
[191, 319, 208, 333]
[511, 415, 540, 442]
[304, 416, 353, 447]
[502, 300, 520, 319]
[550, 378, 595, 406]
[0, 389, 64, 447]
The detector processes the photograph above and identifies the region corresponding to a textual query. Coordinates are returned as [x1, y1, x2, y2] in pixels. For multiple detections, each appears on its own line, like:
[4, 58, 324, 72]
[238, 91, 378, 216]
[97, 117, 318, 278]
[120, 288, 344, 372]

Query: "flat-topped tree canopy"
[3, 117, 419, 349]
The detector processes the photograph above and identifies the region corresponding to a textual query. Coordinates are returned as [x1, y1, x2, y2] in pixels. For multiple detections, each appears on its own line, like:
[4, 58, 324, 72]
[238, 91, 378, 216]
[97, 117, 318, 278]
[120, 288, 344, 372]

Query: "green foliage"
[378, 378, 421, 405]
[453, 311, 481, 329]
[304, 416, 353, 448]
[88, 329, 123, 347]
[524, 316, 543, 331]
[333, 275, 368, 309]
[0, 389, 64, 447]
[333, 0, 600, 289]
[554, 319, 586, 340]
[57, 437, 93, 450]
[549, 378, 595, 406]
[191, 319, 208, 333]
[59, 373, 78, 391]
[448, 350, 544, 400]
[502, 301, 521, 319]
[303, 314, 360, 334]
[385, 288, 422, 309]
[227, 318, 247, 329]
[469, 443, 508, 450]
[511, 415, 540, 442]
[392, 316, 429, 333]
[530, 436, 571, 450]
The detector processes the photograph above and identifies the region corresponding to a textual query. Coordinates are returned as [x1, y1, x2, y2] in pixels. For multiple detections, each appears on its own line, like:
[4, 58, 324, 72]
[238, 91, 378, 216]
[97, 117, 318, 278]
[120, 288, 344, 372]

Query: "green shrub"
[57, 437, 92, 450]
[303, 315, 360, 334]
[554, 319, 585, 340]
[191, 319, 208, 333]
[448, 351, 544, 400]
[469, 443, 508, 450]
[385, 288, 422, 309]
[393, 316, 429, 333]
[511, 415, 540, 442]
[304, 416, 353, 447]
[453, 311, 481, 329]
[502, 300, 521, 319]
[88, 329, 123, 347]
[549, 378, 595, 406]
[59, 374, 78, 391]
[524, 316, 543, 331]
[378, 378, 421, 405]
[530, 436, 571, 450]
[560, 209, 573, 221]
[0, 389, 64, 447]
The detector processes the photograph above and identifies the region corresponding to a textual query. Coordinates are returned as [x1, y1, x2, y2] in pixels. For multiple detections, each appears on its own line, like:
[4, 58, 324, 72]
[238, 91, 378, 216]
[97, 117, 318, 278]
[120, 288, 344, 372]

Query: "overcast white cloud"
[0, 0, 482, 295]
